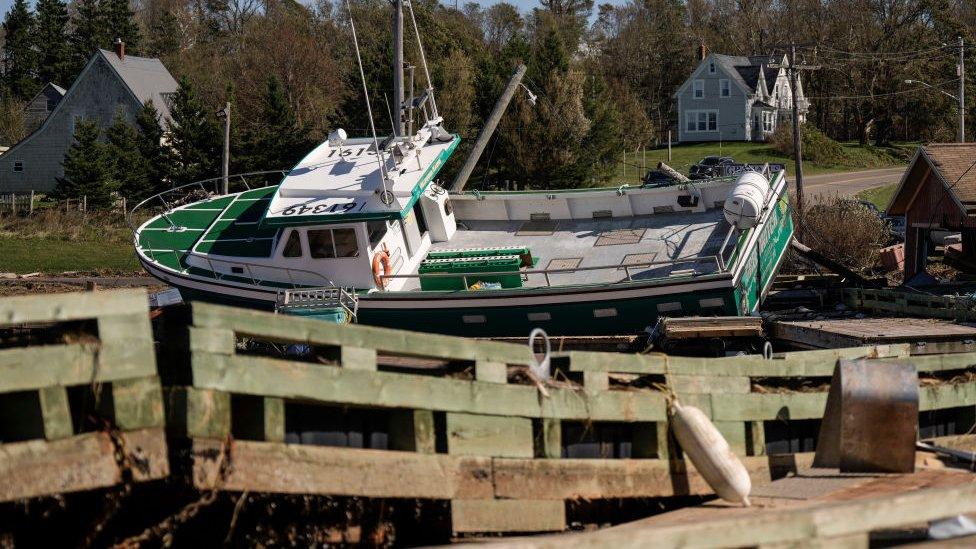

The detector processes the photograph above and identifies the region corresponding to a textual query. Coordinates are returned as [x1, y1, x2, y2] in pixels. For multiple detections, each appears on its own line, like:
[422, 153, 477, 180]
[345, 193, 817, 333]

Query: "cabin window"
[720, 79, 730, 97]
[309, 228, 359, 259]
[693, 80, 704, 99]
[12, 161, 23, 172]
[367, 219, 388, 249]
[333, 228, 359, 257]
[282, 230, 303, 258]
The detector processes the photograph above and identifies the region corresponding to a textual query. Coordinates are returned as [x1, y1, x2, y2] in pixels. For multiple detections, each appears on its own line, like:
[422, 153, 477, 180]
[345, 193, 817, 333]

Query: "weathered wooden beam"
[491, 453, 815, 500]
[389, 409, 437, 453]
[0, 428, 167, 502]
[506, 473, 976, 547]
[447, 413, 533, 458]
[164, 387, 231, 439]
[39, 386, 72, 440]
[0, 343, 156, 394]
[191, 439, 494, 499]
[0, 289, 148, 326]
[192, 352, 668, 422]
[451, 499, 565, 533]
[112, 377, 165, 431]
[192, 302, 533, 364]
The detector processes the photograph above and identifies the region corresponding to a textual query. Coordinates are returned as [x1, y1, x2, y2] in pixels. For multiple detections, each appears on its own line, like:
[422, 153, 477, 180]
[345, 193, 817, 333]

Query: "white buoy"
[723, 171, 770, 230]
[670, 401, 752, 506]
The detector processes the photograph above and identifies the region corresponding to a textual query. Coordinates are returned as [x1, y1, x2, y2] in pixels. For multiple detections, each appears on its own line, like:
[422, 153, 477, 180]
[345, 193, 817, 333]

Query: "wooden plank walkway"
[469, 450, 976, 547]
[772, 317, 976, 355]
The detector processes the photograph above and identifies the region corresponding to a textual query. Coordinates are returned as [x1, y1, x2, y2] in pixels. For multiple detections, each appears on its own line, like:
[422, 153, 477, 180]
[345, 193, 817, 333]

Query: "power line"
[805, 79, 960, 100]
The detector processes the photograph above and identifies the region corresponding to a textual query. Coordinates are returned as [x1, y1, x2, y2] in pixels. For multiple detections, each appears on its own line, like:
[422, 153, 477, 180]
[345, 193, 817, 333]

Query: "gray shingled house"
[25, 83, 67, 131]
[674, 53, 808, 143]
[0, 44, 178, 193]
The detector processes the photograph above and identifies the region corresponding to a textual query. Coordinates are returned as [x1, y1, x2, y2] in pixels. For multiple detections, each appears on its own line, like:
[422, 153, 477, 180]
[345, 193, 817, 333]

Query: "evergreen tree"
[146, 10, 180, 57]
[56, 118, 118, 208]
[70, 0, 106, 73]
[166, 78, 221, 184]
[2, 0, 39, 100]
[106, 111, 152, 199]
[102, 0, 141, 53]
[136, 101, 169, 193]
[239, 76, 311, 172]
[35, 0, 72, 86]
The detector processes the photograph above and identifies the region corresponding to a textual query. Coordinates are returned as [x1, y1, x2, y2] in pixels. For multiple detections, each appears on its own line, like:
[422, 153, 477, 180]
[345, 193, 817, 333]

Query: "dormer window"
[709, 62, 715, 74]
[693, 80, 704, 99]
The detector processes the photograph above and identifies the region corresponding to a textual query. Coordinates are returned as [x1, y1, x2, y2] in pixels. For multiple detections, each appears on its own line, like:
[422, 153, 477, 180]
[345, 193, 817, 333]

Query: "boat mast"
[392, 0, 405, 137]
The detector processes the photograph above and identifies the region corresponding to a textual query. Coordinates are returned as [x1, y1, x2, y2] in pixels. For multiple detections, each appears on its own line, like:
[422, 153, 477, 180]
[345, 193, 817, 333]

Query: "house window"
[308, 228, 360, 259]
[763, 112, 774, 132]
[12, 161, 23, 172]
[693, 80, 704, 99]
[720, 79, 730, 97]
[685, 110, 718, 132]
[709, 62, 716, 74]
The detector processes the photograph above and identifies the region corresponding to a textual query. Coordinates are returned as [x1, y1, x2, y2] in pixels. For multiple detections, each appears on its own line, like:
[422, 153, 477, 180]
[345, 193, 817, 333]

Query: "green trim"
[261, 135, 461, 227]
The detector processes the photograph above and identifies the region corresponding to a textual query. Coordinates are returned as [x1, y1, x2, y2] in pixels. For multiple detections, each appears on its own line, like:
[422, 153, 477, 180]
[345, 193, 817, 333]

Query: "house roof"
[98, 49, 178, 119]
[50, 83, 66, 96]
[711, 53, 786, 95]
[922, 143, 976, 204]
[887, 143, 976, 215]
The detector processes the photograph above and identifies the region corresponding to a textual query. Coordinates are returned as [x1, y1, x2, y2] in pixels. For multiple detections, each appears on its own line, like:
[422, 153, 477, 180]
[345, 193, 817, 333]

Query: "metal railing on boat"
[381, 244, 738, 290]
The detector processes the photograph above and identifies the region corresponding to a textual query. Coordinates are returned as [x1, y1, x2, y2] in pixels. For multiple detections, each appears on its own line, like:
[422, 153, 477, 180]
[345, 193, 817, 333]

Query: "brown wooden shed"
[887, 144, 976, 278]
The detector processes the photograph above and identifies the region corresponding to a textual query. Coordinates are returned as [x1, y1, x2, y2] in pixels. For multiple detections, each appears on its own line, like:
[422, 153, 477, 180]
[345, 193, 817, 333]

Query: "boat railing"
[126, 169, 290, 234]
[381, 254, 730, 290]
[275, 287, 360, 321]
[197, 255, 339, 291]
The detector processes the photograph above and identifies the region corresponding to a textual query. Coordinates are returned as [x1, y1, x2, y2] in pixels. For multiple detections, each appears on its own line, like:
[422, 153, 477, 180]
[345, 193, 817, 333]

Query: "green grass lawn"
[0, 236, 139, 273]
[608, 141, 911, 186]
[855, 183, 899, 211]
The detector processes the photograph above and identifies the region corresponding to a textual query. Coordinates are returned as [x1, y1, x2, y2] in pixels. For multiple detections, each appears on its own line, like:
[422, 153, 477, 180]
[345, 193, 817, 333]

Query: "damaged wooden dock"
[2, 289, 976, 543]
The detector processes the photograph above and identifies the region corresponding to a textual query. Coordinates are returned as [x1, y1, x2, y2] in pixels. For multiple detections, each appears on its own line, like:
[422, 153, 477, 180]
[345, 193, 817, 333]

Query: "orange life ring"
[372, 247, 392, 288]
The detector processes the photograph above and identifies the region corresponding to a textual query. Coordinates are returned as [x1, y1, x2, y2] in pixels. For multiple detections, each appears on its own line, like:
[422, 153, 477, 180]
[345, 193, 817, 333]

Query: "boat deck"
[404, 210, 734, 290]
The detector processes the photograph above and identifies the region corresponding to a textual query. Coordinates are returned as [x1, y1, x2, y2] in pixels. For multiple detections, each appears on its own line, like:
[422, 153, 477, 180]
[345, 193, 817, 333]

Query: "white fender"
[670, 401, 752, 506]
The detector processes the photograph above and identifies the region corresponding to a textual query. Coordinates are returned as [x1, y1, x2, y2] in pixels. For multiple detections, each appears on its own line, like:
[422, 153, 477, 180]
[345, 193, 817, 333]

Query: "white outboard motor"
[723, 171, 770, 230]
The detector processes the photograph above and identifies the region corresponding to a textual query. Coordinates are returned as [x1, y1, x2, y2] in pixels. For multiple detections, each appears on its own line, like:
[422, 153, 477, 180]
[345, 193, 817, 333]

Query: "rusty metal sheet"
[814, 359, 919, 473]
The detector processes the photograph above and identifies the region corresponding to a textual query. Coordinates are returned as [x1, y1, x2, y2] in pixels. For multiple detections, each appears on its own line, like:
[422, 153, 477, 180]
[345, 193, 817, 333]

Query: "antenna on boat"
[405, 0, 439, 122]
[344, 0, 391, 201]
[392, 0, 405, 136]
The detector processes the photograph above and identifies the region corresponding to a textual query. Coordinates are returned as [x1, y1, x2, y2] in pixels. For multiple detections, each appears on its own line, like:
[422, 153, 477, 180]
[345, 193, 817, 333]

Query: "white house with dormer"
[674, 53, 808, 143]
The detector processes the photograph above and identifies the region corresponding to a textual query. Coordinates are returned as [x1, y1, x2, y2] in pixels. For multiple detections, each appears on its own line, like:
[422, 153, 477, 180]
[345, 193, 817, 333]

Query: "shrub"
[770, 123, 846, 165]
[798, 195, 889, 272]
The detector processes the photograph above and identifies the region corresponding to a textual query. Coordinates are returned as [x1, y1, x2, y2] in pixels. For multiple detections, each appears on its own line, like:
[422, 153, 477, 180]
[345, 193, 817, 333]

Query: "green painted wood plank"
[193, 238, 275, 257]
[112, 377, 165, 430]
[192, 302, 534, 364]
[183, 196, 234, 210]
[389, 409, 436, 454]
[137, 228, 202, 251]
[0, 289, 147, 325]
[164, 386, 231, 439]
[446, 413, 533, 458]
[710, 392, 828, 421]
[39, 386, 72, 440]
[189, 327, 236, 355]
[191, 352, 667, 422]
[0, 344, 154, 393]
[920, 382, 976, 411]
[144, 209, 224, 230]
[475, 361, 507, 383]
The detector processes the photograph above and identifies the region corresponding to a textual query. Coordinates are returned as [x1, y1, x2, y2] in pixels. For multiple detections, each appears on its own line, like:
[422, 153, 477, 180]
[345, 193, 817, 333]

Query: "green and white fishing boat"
[131, 0, 794, 336]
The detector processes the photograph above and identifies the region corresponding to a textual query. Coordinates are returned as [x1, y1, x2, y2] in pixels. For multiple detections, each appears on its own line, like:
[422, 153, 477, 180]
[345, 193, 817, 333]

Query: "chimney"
[698, 43, 708, 61]
[114, 38, 125, 61]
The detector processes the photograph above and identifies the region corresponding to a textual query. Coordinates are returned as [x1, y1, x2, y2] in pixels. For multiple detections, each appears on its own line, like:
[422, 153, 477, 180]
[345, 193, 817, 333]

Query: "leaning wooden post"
[11, 193, 15, 216]
[28, 190, 34, 215]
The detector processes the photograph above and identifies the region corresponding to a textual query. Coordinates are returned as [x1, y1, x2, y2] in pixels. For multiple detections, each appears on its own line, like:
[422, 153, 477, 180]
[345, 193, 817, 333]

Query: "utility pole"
[219, 103, 231, 195]
[959, 36, 966, 143]
[772, 44, 819, 237]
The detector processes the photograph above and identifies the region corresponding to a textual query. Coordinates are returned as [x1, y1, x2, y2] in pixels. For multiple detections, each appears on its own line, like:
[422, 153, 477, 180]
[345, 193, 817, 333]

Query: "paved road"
[786, 166, 905, 201]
